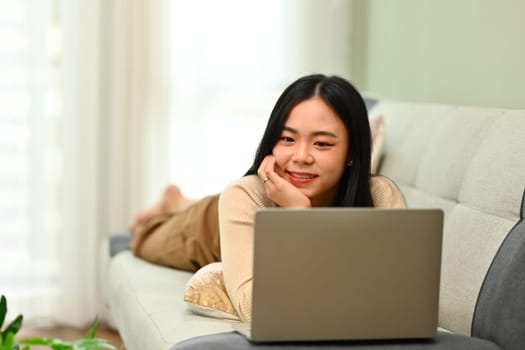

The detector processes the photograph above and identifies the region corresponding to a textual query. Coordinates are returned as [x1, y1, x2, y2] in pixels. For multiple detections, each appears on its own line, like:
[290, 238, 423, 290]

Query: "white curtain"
[54, 0, 103, 326]
[0, 0, 107, 326]
[0, 0, 62, 322]
[59, 0, 173, 326]
[1, 0, 172, 327]
[100, 0, 172, 236]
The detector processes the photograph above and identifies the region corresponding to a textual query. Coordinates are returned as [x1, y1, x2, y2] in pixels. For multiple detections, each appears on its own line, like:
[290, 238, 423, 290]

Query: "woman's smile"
[286, 170, 318, 184]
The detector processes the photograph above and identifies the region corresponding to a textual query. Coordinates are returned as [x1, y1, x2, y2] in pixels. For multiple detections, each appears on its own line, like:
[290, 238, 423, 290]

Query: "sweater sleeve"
[218, 176, 271, 321]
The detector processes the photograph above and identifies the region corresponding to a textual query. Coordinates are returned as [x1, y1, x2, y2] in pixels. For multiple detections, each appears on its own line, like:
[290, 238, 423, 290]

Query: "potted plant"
[1, 295, 117, 350]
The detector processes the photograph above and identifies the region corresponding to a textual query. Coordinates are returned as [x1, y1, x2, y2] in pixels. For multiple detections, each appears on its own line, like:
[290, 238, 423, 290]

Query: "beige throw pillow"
[184, 262, 240, 320]
[370, 115, 385, 174]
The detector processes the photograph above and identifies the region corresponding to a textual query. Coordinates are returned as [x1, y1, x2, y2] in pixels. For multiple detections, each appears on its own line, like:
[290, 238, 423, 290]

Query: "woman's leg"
[129, 185, 196, 232]
[129, 194, 221, 271]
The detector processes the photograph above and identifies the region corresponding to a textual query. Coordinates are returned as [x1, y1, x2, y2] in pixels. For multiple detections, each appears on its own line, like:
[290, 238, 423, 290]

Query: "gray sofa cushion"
[471, 186, 525, 350]
[170, 331, 500, 350]
[109, 232, 131, 257]
[364, 97, 379, 111]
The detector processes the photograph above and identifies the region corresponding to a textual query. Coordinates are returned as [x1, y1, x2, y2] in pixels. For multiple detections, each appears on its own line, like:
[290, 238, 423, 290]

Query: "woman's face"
[272, 98, 349, 206]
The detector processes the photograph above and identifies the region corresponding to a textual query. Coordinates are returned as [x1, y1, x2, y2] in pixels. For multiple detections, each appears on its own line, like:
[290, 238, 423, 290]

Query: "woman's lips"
[286, 171, 317, 184]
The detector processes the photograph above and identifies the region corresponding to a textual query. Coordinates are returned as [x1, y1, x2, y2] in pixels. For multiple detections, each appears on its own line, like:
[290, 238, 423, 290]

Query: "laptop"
[233, 208, 443, 342]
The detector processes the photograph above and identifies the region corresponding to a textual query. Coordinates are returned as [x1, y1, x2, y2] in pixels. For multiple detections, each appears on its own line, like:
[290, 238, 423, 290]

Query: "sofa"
[99, 98, 525, 350]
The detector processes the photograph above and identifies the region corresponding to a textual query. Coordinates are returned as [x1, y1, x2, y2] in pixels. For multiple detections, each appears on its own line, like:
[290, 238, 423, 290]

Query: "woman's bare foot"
[129, 185, 196, 232]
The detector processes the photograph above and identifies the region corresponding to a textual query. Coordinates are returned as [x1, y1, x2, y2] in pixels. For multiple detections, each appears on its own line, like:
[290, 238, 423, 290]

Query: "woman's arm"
[218, 175, 272, 321]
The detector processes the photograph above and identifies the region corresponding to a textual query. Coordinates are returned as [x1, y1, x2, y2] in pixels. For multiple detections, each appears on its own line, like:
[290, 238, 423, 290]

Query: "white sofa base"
[103, 250, 238, 350]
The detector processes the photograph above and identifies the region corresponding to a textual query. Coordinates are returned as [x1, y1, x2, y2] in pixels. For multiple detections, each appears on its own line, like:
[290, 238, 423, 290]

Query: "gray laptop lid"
[240, 208, 443, 342]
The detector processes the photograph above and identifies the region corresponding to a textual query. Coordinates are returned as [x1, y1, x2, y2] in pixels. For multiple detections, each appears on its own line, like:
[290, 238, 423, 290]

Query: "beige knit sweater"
[218, 174, 406, 321]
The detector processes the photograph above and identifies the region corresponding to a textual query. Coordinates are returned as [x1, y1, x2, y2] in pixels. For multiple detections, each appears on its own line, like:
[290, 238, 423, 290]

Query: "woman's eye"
[280, 136, 294, 143]
[314, 141, 332, 148]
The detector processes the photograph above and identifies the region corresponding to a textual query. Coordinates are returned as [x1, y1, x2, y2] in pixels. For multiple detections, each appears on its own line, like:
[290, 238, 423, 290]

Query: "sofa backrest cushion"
[371, 100, 525, 338]
[471, 186, 525, 350]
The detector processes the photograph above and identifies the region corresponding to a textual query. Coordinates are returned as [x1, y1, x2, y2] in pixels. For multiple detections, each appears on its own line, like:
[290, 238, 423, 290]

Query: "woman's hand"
[257, 155, 311, 208]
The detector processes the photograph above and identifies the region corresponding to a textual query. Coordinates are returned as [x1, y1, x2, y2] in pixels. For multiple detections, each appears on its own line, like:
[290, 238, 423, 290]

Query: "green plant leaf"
[50, 338, 74, 350]
[2, 332, 14, 350]
[85, 317, 98, 339]
[49, 344, 73, 350]
[20, 337, 56, 345]
[20, 338, 69, 350]
[4, 315, 23, 336]
[73, 338, 117, 350]
[0, 295, 6, 330]
[20, 337, 74, 349]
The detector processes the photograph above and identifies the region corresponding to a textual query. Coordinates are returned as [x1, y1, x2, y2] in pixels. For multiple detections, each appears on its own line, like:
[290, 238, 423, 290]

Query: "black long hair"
[245, 74, 372, 207]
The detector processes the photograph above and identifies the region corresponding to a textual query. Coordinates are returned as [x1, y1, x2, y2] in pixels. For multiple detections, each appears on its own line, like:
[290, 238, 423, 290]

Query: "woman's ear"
[347, 159, 353, 166]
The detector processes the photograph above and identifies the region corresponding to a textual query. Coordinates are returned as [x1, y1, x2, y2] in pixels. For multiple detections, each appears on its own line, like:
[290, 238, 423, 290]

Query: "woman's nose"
[292, 144, 314, 164]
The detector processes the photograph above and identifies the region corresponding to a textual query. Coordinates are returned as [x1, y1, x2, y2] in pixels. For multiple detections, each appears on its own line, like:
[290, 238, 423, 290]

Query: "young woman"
[129, 74, 405, 321]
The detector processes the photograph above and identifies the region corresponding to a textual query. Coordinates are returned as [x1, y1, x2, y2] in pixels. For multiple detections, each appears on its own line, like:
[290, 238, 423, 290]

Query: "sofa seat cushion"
[170, 331, 501, 350]
[106, 250, 238, 350]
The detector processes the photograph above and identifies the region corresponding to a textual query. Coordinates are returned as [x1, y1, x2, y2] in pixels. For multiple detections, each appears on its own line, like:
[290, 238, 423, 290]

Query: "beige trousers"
[129, 194, 221, 272]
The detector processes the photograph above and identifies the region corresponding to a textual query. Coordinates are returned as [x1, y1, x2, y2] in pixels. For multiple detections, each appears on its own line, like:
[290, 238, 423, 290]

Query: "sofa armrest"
[109, 232, 132, 257]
